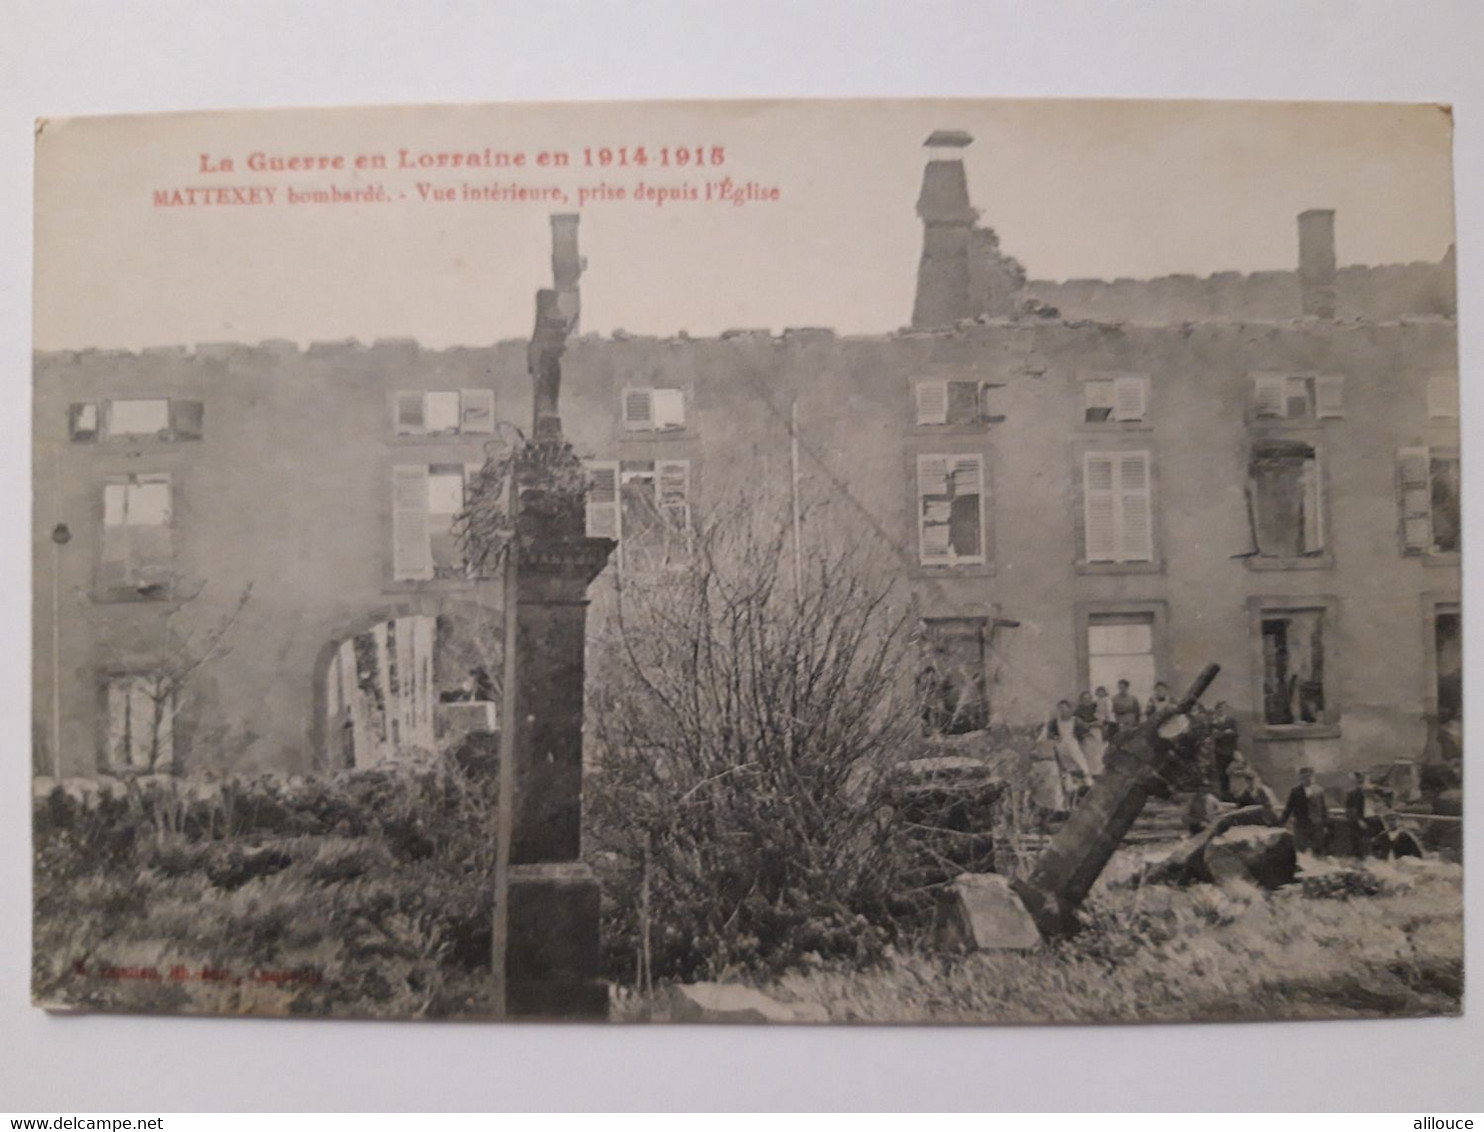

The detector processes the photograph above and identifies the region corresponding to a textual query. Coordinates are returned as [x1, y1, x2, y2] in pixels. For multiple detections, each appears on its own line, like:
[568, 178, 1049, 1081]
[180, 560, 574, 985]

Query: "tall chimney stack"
[1298, 208, 1337, 319]
[911, 130, 978, 329]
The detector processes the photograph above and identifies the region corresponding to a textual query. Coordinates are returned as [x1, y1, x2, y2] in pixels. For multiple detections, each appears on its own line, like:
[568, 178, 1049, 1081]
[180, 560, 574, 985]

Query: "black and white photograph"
[30, 96, 1464, 1027]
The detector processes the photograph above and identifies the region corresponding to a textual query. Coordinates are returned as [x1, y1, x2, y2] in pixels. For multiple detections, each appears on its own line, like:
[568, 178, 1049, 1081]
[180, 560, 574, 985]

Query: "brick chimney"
[550, 212, 583, 329]
[1297, 209, 1336, 319]
[912, 130, 978, 329]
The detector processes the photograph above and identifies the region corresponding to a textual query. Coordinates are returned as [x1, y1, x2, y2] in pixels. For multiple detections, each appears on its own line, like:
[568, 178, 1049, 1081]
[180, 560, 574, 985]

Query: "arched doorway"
[322, 606, 503, 769]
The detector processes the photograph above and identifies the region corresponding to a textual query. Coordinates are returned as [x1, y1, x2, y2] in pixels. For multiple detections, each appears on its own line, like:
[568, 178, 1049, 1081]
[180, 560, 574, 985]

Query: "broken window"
[917, 454, 986, 567]
[915, 380, 1005, 426]
[105, 673, 173, 771]
[1248, 440, 1324, 558]
[1434, 607, 1461, 754]
[1087, 613, 1157, 706]
[622, 386, 686, 430]
[616, 459, 691, 571]
[1259, 608, 1327, 727]
[1252, 374, 1344, 421]
[919, 618, 990, 735]
[68, 402, 99, 442]
[100, 473, 173, 595]
[1082, 376, 1149, 424]
[1082, 451, 1153, 563]
[1399, 446, 1460, 556]
[393, 389, 496, 436]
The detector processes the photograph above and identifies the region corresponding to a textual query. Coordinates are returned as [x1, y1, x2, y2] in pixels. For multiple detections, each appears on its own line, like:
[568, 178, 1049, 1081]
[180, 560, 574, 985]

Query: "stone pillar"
[504, 531, 614, 1019]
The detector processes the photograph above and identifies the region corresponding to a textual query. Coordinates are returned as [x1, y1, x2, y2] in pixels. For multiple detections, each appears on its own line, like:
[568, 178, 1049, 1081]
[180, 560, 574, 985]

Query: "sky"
[33, 98, 1456, 350]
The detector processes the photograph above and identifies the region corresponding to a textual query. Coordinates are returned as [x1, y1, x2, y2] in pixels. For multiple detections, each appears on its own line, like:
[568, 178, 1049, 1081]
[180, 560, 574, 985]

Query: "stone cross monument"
[504, 213, 615, 1018]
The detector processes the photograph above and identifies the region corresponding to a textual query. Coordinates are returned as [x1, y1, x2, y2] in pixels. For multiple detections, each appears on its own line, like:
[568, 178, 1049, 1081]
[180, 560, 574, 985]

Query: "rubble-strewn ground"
[33, 773, 1462, 1024]
[619, 852, 1463, 1024]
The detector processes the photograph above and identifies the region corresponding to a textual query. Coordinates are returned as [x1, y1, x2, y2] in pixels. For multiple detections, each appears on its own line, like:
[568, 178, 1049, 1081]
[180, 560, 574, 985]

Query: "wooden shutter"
[622, 388, 653, 429]
[1083, 453, 1118, 562]
[394, 392, 426, 436]
[459, 388, 495, 433]
[392, 465, 433, 580]
[1117, 452, 1154, 562]
[917, 455, 953, 566]
[1112, 376, 1149, 422]
[106, 679, 132, 770]
[1252, 375, 1287, 418]
[1399, 446, 1433, 554]
[1427, 371, 1459, 419]
[656, 460, 691, 527]
[585, 461, 621, 539]
[170, 399, 205, 440]
[1300, 456, 1325, 552]
[1314, 375, 1345, 419]
[915, 381, 949, 426]
[100, 483, 131, 589]
[652, 388, 686, 429]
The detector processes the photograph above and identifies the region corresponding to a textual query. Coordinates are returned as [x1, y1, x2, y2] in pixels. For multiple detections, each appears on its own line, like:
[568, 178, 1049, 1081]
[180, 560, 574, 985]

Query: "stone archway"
[310, 595, 504, 770]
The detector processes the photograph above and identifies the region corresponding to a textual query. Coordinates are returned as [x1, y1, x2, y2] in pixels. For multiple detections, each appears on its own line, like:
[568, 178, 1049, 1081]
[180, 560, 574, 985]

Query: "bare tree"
[92, 583, 254, 774]
[586, 499, 927, 979]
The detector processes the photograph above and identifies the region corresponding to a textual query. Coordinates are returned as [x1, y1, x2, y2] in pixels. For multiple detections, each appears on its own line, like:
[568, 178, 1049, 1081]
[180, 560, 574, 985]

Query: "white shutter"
[1117, 452, 1154, 562]
[1399, 446, 1433, 554]
[915, 381, 949, 426]
[394, 392, 426, 435]
[585, 461, 621, 539]
[622, 388, 654, 429]
[917, 455, 952, 566]
[1427, 371, 1459, 419]
[459, 388, 495, 433]
[1300, 457, 1325, 552]
[1253, 375, 1287, 418]
[1112, 376, 1149, 422]
[1083, 453, 1118, 562]
[392, 465, 433, 580]
[652, 388, 686, 429]
[656, 459, 691, 527]
[1314, 375, 1345, 419]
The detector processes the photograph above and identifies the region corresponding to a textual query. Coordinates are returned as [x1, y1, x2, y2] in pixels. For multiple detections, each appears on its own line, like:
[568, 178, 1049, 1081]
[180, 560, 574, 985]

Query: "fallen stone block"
[1199, 826, 1296, 889]
[934, 872, 1042, 952]
[667, 982, 807, 1024]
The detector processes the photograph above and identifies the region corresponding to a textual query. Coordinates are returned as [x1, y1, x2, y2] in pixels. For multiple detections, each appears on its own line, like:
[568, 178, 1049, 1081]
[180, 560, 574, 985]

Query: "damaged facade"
[33, 131, 1460, 792]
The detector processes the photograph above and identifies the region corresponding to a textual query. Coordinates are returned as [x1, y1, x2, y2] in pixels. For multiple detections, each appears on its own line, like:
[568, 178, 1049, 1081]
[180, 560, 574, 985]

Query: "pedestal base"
[506, 861, 609, 1020]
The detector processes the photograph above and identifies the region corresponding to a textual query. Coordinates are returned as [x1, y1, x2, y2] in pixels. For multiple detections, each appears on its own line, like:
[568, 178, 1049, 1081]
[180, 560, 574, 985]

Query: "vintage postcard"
[31, 98, 1462, 1023]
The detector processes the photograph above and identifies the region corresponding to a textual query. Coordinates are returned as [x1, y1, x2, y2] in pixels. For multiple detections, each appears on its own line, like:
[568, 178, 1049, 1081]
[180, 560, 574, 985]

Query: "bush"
[587, 502, 980, 985]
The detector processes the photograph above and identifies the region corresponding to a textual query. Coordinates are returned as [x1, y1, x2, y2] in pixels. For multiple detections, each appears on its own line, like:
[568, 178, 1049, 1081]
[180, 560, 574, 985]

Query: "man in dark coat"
[1370, 812, 1424, 860]
[1344, 771, 1385, 860]
[1279, 766, 1332, 855]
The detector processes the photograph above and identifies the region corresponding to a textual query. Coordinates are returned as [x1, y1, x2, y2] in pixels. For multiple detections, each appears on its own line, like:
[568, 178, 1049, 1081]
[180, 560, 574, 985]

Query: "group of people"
[1031, 680, 1426, 860]
[1032, 679, 1173, 818]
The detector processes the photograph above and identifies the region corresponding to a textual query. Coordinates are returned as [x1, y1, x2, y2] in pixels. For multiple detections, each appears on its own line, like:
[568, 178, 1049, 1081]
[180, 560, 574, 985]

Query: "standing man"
[1207, 701, 1241, 800]
[1146, 680, 1175, 719]
[1110, 678, 1142, 738]
[1345, 771, 1385, 860]
[1279, 766, 1332, 856]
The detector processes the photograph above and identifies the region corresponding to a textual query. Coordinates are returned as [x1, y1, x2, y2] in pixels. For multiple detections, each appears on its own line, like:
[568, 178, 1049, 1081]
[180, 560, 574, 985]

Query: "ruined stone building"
[33, 132, 1460, 791]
